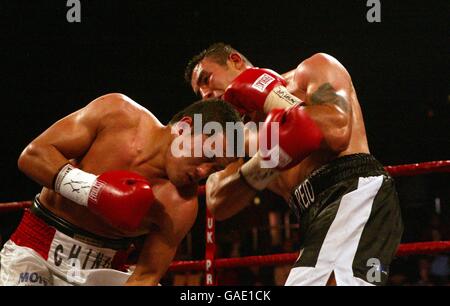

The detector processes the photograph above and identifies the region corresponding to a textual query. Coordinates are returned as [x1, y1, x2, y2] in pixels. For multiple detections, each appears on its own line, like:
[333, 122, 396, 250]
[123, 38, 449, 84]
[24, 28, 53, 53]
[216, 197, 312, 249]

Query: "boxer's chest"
[78, 127, 163, 178]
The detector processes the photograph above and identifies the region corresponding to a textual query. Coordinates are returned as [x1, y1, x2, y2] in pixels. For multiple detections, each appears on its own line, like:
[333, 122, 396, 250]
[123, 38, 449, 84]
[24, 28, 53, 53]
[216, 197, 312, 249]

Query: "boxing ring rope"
[0, 201, 32, 212]
[2, 160, 449, 213]
[168, 241, 450, 272]
[1, 160, 450, 284]
[384, 160, 450, 177]
[193, 159, 450, 284]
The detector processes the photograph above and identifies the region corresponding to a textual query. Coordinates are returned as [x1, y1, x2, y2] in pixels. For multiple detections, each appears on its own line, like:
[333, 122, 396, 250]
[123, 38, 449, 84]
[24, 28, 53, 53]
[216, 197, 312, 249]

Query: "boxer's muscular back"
[26, 94, 197, 239]
[270, 53, 370, 200]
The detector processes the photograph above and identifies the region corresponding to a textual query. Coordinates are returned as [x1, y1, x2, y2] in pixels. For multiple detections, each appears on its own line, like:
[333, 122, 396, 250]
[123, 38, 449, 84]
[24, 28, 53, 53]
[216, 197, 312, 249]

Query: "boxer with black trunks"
[185, 43, 404, 285]
[0, 94, 241, 285]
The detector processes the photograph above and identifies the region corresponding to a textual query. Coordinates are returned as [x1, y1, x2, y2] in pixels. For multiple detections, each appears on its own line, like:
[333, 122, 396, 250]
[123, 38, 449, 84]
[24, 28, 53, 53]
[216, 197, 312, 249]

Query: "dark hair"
[169, 98, 242, 131]
[184, 42, 252, 84]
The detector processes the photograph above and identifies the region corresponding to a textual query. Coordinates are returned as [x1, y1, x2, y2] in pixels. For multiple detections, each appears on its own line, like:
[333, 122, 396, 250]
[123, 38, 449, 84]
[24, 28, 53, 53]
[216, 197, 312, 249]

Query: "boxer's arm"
[17, 93, 135, 187]
[126, 196, 198, 286]
[265, 54, 353, 152]
[206, 159, 258, 221]
[205, 124, 262, 220]
[292, 53, 353, 153]
[207, 55, 354, 221]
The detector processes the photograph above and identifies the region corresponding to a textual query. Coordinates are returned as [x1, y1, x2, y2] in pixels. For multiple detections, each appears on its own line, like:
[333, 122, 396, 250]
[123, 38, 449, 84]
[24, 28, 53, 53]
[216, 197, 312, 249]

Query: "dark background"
[0, 1, 448, 201]
[0, 0, 449, 286]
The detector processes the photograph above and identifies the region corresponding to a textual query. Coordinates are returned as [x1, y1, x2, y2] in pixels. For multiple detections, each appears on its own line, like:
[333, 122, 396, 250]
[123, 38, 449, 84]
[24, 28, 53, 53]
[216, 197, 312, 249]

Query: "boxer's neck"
[150, 126, 177, 178]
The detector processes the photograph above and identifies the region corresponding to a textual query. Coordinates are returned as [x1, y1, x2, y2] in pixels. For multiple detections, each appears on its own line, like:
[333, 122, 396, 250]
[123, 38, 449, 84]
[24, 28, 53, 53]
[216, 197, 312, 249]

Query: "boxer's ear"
[228, 53, 245, 69]
[179, 116, 193, 126]
[175, 116, 193, 135]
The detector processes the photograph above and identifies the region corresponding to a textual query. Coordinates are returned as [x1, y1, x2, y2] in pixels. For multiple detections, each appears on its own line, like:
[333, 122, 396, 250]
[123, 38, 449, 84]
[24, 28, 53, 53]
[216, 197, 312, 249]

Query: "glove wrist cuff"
[263, 86, 302, 113]
[240, 152, 279, 191]
[54, 164, 97, 206]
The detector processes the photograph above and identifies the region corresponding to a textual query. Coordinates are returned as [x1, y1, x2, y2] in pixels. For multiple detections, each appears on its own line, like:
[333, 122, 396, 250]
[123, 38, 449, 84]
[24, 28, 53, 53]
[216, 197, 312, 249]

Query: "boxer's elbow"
[18, 143, 56, 187]
[324, 124, 351, 153]
[205, 183, 225, 220]
[205, 174, 230, 221]
[206, 185, 249, 221]
[17, 143, 40, 173]
[206, 195, 228, 221]
[320, 105, 351, 153]
[205, 168, 255, 221]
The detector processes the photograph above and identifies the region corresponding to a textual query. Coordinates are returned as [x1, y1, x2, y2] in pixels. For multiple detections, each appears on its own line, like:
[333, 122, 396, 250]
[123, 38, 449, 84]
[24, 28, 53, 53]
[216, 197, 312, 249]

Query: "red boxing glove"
[55, 166, 155, 231]
[239, 105, 323, 191]
[259, 105, 324, 170]
[88, 171, 155, 231]
[223, 68, 287, 114]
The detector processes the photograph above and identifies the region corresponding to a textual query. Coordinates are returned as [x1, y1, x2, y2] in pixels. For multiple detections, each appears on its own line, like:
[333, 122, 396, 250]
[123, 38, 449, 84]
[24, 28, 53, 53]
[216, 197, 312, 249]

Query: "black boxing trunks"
[285, 154, 403, 286]
[0, 195, 139, 285]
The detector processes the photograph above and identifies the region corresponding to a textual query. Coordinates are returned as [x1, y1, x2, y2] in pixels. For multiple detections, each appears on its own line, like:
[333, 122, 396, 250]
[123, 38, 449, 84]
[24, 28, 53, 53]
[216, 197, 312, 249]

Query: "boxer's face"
[166, 131, 236, 187]
[191, 57, 244, 100]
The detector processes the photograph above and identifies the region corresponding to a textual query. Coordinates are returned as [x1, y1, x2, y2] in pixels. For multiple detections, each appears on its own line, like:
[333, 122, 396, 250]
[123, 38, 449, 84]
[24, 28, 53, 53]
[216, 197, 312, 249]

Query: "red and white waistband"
[10, 210, 129, 271]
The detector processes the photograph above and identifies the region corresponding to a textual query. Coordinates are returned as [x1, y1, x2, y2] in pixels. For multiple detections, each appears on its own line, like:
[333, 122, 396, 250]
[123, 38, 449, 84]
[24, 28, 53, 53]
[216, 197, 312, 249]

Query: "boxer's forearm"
[126, 250, 167, 286]
[17, 142, 69, 188]
[206, 168, 257, 221]
[125, 273, 160, 286]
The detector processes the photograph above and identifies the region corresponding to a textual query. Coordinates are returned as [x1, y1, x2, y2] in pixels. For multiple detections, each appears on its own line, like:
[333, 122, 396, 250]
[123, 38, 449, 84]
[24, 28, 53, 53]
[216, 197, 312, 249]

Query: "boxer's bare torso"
[18, 93, 237, 284]
[26, 94, 198, 239]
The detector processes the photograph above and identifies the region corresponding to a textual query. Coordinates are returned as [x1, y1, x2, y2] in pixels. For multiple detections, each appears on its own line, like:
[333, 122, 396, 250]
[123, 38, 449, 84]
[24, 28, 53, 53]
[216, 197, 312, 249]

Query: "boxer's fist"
[259, 106, 324, 170]
[88, 171, 155, 231]
[54, 165, 155, 231]
[239, 105, 323, 190]
[223, 68, 287, 114]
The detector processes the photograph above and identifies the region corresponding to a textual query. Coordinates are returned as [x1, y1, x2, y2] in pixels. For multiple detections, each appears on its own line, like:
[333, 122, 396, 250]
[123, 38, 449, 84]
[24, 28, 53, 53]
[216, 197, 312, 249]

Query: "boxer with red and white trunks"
[0, 94, 240, 285]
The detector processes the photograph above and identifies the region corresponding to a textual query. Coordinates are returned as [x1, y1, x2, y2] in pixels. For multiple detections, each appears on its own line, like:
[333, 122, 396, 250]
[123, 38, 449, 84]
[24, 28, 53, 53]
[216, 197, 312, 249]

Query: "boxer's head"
[185, 43, 253, 100]
[166, 99, 242, 187]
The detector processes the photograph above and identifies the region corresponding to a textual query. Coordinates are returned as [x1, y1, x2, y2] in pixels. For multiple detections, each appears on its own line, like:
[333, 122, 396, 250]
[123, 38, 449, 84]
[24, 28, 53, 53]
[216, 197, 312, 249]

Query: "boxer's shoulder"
[300, 53, 350, 79]
[85, 93, 154, 128]
[150, 179, 198, 204]
[301, 53, 336, 66]
[146, 179, 198, 231]
[90, 93, 142, 116]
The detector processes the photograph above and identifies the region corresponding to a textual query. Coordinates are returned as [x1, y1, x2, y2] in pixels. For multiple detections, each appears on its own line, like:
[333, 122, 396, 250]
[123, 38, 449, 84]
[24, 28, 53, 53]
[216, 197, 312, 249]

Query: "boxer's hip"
[29, 194, 137, 250]
[1, 195, 138, 285]
[288, 153, 388, 220]
[286, 153, 403, 285]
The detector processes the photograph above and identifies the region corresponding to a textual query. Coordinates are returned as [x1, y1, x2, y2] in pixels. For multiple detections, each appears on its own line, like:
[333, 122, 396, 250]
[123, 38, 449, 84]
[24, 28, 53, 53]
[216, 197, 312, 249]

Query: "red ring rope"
[168, 241, 450, 272]
[385, 160, 450, 177]
[0, 201, 31, 213]
[1, 160, 449, 212]
[1, 160, 449, 278]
